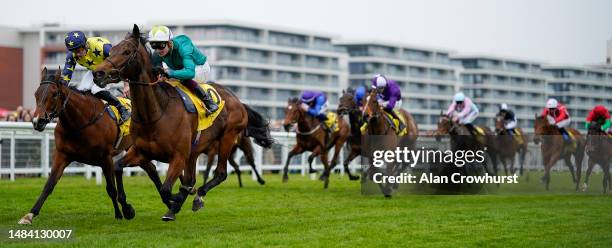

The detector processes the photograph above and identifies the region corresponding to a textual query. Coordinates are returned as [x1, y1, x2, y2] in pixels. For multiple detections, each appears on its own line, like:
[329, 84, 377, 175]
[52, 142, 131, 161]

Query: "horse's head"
[435, 110, 453, 141]
[32, 68, 66, 131]
[94, 24, 149, 87]
[533, 113, 549, 144]
[283, 97, 303, 131]
[494, 113, 505, 133]
[337, 88, 357, 115]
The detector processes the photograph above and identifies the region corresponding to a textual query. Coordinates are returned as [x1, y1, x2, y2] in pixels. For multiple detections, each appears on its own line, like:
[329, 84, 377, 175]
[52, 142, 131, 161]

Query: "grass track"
[1, 172, 611, 247]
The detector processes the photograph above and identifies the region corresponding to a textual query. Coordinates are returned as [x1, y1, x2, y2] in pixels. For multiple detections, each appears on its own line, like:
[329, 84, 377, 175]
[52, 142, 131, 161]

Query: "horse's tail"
[243, 104, 275, 148]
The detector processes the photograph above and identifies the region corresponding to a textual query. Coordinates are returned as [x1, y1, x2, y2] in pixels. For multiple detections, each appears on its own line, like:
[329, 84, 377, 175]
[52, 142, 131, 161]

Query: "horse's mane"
[344, 87, 355, 94]
[125, 32, 151, 57]
[288, 97, 299, 104]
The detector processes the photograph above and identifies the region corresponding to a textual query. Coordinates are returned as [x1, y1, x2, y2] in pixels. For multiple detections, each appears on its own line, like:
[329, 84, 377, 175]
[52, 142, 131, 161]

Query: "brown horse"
[335, 88, 367, 181]
[581, 122, 611, 193]
[361, 90, 419, 196]
[533, 114, 585, 191]
[202, 130, 266, 187]
[93, 25, 273, 221]
[282, 97, 350, 188]
[18, 68, 165, 225]
[494, 114, 528, 175]
[362, 90, 418, 146]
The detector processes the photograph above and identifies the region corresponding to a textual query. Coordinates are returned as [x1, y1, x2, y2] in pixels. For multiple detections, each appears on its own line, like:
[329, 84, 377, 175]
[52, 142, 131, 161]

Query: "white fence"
[0, 121, 588, 185]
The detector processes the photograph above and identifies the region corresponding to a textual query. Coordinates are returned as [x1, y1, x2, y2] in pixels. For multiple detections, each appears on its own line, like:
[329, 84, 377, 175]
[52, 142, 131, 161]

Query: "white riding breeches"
[455, 109, 479, 125]
[163, 61, 211, 83]
[70, 71, 106, 94]
[555, 118, 571, 128]
[505, 119, 517, 129]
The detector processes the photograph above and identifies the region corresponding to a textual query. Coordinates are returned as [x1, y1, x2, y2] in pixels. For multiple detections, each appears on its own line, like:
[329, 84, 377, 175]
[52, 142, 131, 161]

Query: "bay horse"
[18, 68, 165, 225]
[494, 114, 528, 175]
[93, 25, 273, 221]
[202, 130, 266, 187]
[335, 88, 367, 181]
[581, 122, 611, 193]
[361, 90, 419, 196]
[434, 112, 497, 193]
[282, 97, 350, 188]
[533, 114, 585, 191]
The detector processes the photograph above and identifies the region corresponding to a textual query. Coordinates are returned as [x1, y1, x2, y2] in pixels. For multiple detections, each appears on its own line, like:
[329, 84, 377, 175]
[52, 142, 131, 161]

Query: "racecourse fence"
[0, 121, 592, 185]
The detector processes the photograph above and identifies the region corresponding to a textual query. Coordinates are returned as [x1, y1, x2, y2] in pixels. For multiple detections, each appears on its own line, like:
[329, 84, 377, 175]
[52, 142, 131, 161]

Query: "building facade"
[451, 55, 548, 129]
[335, 41, 460, 130]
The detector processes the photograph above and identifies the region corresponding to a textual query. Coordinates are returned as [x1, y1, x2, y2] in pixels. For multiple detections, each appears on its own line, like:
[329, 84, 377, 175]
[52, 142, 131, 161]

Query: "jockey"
[371, 74, 406, 132]
[300, 91, 328, 122]
[148, 25, 218, 115]
[354, 85, 367, 110]
[61, 31, 130, 124]
[446, 92, 479, 133]
[585, 105, 611, 133]
[541, 98, 573, 144]
[498, 103, 517, 136]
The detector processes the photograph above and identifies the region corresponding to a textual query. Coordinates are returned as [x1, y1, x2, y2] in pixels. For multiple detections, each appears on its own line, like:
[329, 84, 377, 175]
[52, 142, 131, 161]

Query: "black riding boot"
[95, 91, 130, 124]
[193, 85, 218, 116]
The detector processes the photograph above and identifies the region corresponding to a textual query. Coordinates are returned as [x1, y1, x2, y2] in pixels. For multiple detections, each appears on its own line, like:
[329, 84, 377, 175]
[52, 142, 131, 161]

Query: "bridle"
[104, 39, 142, 83]
[36, 80, 72, 123]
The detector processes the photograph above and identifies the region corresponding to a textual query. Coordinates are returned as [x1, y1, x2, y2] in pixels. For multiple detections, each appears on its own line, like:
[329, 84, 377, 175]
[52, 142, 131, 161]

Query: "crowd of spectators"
[2, 106, 36, 122]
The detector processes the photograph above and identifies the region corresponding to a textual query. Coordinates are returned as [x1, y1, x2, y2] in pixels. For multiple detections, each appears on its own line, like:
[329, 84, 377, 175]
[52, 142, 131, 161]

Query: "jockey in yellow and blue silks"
[148, 25, 218, 115]
[61, 31, 130, 124]
[300, 91, 328, 122]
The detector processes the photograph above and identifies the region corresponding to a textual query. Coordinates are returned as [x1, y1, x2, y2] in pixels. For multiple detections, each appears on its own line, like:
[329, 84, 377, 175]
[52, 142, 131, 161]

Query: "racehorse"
[533, 114, 585, 191]
[581, 122, 611, 193]
[494, 114, 528, 175]
[93, 25, 273, 221]
[18, 68, 165, 225]
[202, 130, 266, 187]
[361, 90, 419, 196]
[282, 97, 350, 188]
[335, 88, 368, 181]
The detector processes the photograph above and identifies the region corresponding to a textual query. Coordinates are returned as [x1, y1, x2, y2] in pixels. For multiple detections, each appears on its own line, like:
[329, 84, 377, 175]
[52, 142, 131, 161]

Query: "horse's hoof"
[384, 194, 392, 199]
[309, 169, 317, 174]
[122, 204, 136, 220]
[258, 179, 266, 185]
[161, 211, 175, 222]
[319, 174, 328, 182]
[18, 213, 34, 225]
[189, 187, 197, 195]
[192, 196, 204, 212]
[282, 175, 289, 183]
[349, 175, 360, 181]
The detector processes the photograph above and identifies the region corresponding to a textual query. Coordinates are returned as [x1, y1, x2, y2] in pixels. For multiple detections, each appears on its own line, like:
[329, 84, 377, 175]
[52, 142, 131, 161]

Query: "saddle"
[167, 80, 225, 131]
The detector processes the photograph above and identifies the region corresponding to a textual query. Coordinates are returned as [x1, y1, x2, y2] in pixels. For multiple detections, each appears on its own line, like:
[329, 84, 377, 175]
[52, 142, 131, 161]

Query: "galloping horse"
[18, 68, 165, 225]
[581, 122, 611, 193]
[202, 130, 266, 187]
[282, 97, 350, 188]
[533, 114, 585, 191]
[93, 25, 273, 221]
[335, 88, 367, 181]
[435, 112, 497, 174]
[494, 114, 528, 175]
[361, 90, 418, 196]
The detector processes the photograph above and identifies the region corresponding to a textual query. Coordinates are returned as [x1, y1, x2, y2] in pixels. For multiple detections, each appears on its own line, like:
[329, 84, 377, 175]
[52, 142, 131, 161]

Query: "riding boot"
[95, 91, 130, 124]
[465, 123, 476, 135]
[559, 127, 576, 150]
[193, 84, 219, 116]
[317, 113, 330, 132]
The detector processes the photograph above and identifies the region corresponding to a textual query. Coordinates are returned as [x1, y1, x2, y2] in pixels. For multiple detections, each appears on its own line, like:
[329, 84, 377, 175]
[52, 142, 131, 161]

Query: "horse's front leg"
[18, 152, 72, 225]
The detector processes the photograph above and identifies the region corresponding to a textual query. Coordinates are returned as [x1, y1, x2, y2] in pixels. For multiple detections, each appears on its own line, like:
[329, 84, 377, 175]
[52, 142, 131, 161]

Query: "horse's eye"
[123, 50, 130, 56]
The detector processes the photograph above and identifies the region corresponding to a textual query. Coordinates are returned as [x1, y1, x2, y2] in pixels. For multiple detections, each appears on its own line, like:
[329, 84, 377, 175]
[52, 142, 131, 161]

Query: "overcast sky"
[2, 0, 611, 65]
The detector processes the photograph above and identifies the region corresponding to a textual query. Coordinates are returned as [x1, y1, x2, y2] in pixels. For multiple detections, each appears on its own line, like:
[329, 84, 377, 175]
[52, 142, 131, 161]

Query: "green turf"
[0, 171, 611, 247]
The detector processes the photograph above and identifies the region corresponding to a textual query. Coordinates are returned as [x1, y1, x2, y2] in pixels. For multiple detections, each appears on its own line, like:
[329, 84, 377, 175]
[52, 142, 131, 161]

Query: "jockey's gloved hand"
[152, 67, 168, 78]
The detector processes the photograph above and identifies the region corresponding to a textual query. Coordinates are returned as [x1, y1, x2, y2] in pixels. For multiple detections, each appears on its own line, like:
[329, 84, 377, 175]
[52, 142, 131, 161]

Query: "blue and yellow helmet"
[64, 31, 87, 51]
